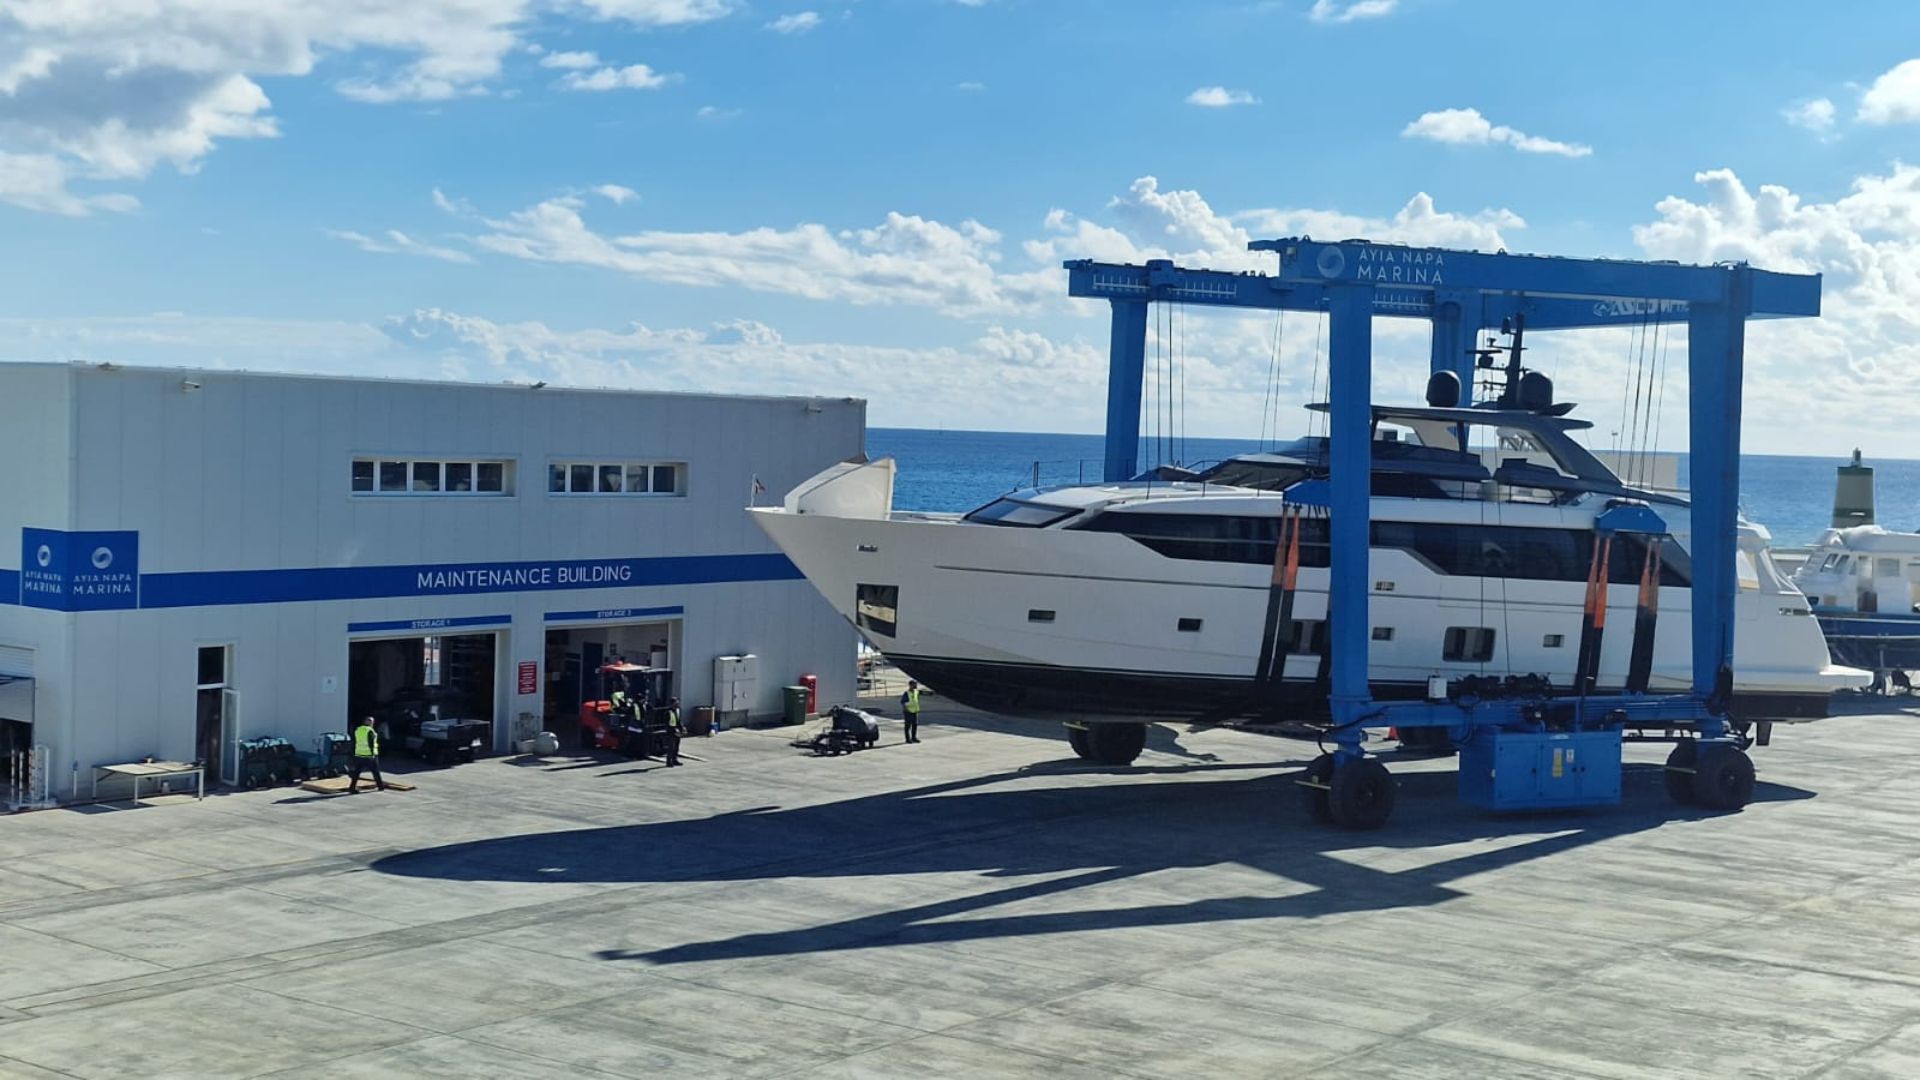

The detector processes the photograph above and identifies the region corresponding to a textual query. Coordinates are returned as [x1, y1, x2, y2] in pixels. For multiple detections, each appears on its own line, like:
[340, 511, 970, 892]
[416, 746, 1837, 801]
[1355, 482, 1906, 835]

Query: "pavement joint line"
[0, 1052, 85, 1080]
[0, 848, 408, 923]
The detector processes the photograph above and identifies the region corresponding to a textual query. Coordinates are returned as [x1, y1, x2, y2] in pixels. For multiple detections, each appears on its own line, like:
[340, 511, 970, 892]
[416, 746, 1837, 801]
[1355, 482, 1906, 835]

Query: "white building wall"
[0, 363, 862, 791]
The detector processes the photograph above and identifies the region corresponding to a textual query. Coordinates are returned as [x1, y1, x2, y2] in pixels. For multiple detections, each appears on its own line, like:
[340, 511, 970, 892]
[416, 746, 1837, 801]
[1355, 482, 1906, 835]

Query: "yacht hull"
[753, 503, 1860, 727]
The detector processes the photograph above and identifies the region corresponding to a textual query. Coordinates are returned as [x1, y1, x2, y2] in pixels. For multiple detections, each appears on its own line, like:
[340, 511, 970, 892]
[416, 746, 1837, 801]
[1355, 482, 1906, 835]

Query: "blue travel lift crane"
[1065, 240, 1822, 828]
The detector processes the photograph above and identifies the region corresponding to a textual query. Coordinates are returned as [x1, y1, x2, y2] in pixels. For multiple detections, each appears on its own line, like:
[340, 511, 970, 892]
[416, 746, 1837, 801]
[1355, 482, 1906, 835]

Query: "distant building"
[0, 363, 861, 798]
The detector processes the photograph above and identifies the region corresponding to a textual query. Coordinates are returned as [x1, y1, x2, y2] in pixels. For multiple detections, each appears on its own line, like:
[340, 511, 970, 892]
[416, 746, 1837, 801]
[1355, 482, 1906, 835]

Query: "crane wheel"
[1692, 745, 1755, 811]
[1328, 758, 1396, 830]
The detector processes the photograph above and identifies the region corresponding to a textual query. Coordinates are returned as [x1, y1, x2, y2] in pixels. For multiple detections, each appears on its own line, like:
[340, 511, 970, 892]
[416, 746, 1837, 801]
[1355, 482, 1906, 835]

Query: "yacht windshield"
[963, 498, 1081, 528]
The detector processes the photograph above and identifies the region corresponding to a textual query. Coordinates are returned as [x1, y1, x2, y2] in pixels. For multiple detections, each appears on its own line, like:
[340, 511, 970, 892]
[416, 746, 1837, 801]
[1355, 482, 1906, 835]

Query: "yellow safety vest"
[905, 688, 921, 713]
[353, 726, 379, 757]
[667, 709, 681, 730]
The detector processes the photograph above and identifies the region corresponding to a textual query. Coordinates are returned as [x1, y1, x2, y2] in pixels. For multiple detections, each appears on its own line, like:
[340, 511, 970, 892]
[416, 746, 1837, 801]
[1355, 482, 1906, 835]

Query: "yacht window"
[1543, 633, 1565, 648]
[964, 498, 1081, 528]
[1177, 618, 1203, 633]
[1287, 619, 1325, 655]
[1443, 627, 1496, 663]
[1837, 556, 1853, 574]
[1736, 550, 1760, 591]
[1076, 512, 1331, 567]
[1028, 609, 1056, 623]
[1820, 553, 1839, 571]
[1878, 557, 1902, 578]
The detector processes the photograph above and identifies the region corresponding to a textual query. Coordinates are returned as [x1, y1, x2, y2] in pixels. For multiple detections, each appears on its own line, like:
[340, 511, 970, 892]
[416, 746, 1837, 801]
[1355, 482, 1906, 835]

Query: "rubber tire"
[1328, 758, 1396, 830]
[1664, 741, 1699, 804]
[1066, 726, 1092, 760]
[1692, 745, 1755, 811]
[1084, 723, 1147, 766]
[1300, 753, 1335, 822]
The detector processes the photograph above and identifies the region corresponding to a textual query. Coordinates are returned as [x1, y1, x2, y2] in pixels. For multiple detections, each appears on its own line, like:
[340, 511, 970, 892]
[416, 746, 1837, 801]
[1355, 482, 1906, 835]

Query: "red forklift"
[579, 661, 674, 756]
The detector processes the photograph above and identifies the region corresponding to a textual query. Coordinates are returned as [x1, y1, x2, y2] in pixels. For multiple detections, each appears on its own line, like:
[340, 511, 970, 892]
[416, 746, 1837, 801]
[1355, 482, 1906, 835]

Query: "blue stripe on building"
[348, 614, 513, 634]
[137, 553, 801, 609]
[545, 605, 686, 623]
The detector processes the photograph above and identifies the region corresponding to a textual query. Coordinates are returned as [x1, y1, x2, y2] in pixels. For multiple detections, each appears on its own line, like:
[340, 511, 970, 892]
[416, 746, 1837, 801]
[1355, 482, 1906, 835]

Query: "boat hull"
[754, 503, 1863, 727]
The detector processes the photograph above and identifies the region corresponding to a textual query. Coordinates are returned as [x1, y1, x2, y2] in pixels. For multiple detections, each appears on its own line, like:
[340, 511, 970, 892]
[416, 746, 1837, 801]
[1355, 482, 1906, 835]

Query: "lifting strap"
[1626, 538, 1662, 693]
[1255, 508, 1302, 685]
[1574, 534, 1613, 695]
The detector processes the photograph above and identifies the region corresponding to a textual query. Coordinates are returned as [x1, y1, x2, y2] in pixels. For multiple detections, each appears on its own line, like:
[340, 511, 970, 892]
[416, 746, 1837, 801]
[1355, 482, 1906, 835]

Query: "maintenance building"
[0, 362, 862, 798]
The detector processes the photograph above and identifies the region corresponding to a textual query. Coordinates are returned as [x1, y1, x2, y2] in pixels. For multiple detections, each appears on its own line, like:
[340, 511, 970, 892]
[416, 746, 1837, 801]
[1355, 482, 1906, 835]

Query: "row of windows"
[352, 459, 511, 495]
[351, 458, 686, 498]
[1077, 512, 1692, 586]
[548, 461, 683, 497]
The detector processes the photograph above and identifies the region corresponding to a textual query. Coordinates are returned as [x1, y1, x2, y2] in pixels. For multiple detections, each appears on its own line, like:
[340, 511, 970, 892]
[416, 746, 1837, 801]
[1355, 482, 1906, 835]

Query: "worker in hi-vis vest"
[664, 698, 683, 767]
[900, 680, 922, 744]
[348, 715, 388, 793]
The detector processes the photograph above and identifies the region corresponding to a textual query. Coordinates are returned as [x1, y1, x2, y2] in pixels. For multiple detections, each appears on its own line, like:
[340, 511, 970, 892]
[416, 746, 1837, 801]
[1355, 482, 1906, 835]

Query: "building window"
[549, 460, 687, 497]
[1543, 633, 1565, 648]
[1444, 627, 1497, 663]
[1177, 617, 1203, 633]
[1371, 626, 1394, 641]
[354, 458, 514, 497]
[1028, 609, 1056, 623]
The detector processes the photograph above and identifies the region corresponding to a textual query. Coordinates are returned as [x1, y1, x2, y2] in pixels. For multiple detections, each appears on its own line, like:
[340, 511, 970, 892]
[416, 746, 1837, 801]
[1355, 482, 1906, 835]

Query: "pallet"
[298, 775, 416, 794]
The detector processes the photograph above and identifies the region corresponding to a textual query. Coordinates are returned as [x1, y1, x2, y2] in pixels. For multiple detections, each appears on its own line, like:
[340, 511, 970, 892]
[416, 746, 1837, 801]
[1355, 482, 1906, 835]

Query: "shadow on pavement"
[371, 749, 1814, 967]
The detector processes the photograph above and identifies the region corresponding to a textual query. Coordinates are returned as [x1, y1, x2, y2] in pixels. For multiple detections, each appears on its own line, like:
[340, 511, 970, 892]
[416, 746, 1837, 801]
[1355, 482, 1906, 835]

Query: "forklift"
[579, 660, 675, 757]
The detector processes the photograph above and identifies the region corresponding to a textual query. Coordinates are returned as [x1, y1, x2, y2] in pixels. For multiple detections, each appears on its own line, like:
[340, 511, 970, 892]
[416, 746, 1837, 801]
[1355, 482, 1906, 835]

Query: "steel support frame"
[1070, 240, 1816, 770]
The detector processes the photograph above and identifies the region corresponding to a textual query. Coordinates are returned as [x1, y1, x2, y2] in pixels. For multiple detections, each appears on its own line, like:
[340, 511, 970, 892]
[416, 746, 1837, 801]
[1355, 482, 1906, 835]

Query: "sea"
[868, 428, 1920, 549]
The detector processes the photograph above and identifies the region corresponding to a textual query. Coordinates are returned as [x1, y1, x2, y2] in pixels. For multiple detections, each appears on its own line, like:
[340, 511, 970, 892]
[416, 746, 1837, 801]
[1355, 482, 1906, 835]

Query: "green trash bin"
[783, 685, 809, 726]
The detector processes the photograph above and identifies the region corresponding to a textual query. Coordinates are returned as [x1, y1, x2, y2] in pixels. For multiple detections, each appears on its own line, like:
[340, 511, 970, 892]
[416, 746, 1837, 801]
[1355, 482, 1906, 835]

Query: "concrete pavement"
[4, 697, 1920, 1078]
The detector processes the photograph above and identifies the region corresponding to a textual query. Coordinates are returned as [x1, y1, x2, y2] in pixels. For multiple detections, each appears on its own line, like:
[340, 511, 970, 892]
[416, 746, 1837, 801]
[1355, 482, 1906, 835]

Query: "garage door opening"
[350, 633, 499, 762]
[544, 620, 677, 746]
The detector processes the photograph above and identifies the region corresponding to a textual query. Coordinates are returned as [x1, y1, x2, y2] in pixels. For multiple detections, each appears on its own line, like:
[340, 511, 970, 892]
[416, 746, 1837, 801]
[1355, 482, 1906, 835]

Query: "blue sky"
[3, 0, 1920, 452]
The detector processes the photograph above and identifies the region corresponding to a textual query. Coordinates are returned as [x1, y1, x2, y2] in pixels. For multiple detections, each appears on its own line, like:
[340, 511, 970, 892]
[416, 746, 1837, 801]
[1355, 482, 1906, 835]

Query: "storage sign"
[21, 529, 139, 611]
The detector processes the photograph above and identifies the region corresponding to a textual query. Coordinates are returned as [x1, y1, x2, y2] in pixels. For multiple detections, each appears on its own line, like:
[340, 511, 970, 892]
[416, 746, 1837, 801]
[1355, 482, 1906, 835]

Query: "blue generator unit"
[1458, 728, 1622, 811]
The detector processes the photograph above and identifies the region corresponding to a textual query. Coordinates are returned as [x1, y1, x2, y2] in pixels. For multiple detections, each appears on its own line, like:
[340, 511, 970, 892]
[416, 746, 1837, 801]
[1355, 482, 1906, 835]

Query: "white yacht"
[752, 404, 1865, 763]
[1793, 526, 1920, 675]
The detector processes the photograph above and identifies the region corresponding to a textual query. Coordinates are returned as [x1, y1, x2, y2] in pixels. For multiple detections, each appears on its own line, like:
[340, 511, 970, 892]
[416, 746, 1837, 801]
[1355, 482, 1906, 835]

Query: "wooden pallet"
[298, 775, 416, 794]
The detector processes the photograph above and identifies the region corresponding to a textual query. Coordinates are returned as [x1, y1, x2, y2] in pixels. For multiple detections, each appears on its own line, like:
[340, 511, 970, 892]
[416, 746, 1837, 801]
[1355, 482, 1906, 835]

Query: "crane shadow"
[371, 755, 1812, 966]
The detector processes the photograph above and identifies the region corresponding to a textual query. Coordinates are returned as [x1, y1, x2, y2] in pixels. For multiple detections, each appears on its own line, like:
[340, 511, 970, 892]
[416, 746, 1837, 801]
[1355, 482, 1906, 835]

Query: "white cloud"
[569, 0, 735, 25]
[0, 151, 138, 216]
[1236, 191, 1525, 251]
[380, 310, 1107, 428]
[431, 187, 473, 216]
[695, 104, 742, 120]
[1782, 97, 1837, 135]
[0, 0, 732, 213]
[559, 63, 677, 91]
[471, 194, 1056, 315]
[1402, 107, 1592, 158]
[1628, 165, 1920, 450]
[765, 11, 822, 34]
[955, 81, 986, 92]
[592, 183, 638, 204]
[1185, 86, 1258, 108]
[1308, 0, 1397, 23]
[1858, 58, 1920, 124]
[539, 50, 602, 70]
[327, 228, 474, 264]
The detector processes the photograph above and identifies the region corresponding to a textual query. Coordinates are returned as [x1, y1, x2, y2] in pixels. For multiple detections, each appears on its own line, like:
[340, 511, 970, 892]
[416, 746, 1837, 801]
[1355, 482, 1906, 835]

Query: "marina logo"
[20, 528, 139, 612]
[1315, 246, 1347, 279]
